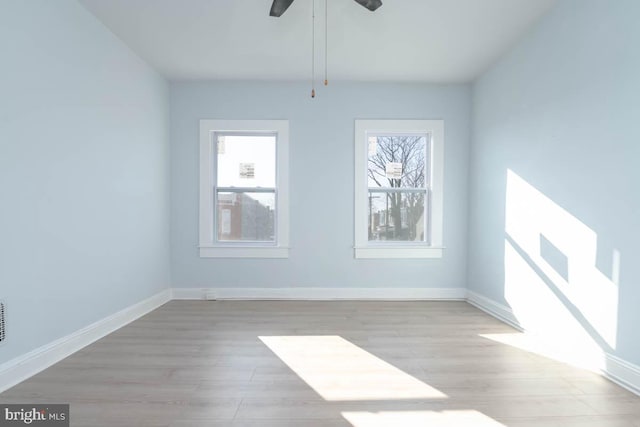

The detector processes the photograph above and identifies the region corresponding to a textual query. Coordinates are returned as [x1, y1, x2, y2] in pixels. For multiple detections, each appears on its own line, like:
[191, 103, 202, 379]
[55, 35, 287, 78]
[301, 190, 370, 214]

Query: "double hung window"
[199, 120, 289, 258]
[354, 120, 444, 258]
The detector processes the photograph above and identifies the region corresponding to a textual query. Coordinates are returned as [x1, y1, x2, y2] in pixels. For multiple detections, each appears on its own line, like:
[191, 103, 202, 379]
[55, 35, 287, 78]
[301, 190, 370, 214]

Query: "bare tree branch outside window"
[367, 136, 429, 242]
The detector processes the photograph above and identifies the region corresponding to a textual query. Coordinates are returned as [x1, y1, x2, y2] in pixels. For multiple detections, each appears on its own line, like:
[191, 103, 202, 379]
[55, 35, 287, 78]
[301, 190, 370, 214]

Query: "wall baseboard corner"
[0, 289, 171, 393]
[171, 288, 208, 300]
[604, 353, 640, 396]
[465, 290, 640, 397]
[466, 290, 523, 331]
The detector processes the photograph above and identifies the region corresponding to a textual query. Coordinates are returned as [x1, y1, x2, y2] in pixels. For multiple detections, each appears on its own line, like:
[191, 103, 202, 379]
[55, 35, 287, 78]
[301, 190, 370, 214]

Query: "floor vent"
[0, 301, 5, 343]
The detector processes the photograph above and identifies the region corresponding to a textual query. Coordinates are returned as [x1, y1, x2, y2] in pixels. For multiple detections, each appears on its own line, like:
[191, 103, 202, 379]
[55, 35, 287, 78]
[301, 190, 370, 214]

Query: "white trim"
[466, 290, 640, 397]
[199, 246, 289, 258]
[183, 287, 467, 301]
[355, 246, 443, 259]
[466, 290, 523, 331]
[0, 289, 171, 393]
[354, 119, 444, 259]
[199, 120, 214, 246]
[430, 121, 445, 247]
[604, 354, 640, 396]
[199, 119, 289, 258]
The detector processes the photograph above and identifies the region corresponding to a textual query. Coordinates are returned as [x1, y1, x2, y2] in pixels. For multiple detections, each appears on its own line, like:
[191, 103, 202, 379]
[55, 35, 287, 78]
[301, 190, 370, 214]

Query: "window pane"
[217, 134, 276, 188]
[368, 191, 427, 242]
[217, 192, 275, 242]
[367, 135, 428, 188]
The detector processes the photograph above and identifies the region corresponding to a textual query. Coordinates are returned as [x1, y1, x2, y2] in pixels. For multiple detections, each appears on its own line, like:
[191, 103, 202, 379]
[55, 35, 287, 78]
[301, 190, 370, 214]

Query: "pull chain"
[324, 0, 328, 86]
[311, 0, 316, 98]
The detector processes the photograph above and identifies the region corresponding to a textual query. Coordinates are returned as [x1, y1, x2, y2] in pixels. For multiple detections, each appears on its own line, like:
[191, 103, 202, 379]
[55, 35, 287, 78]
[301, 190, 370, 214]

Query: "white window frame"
[354, 119, 444, 259]
[199, 120, 289, 258]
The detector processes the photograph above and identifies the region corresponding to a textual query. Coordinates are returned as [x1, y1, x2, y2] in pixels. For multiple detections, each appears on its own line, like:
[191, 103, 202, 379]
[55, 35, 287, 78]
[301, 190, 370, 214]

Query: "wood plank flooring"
[1, 301, 639, 426]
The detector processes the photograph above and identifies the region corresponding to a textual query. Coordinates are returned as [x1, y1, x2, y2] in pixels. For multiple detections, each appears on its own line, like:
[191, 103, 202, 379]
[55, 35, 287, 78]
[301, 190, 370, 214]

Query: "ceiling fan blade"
[353, 0, 382, 12]
[270, 0, 296, 17]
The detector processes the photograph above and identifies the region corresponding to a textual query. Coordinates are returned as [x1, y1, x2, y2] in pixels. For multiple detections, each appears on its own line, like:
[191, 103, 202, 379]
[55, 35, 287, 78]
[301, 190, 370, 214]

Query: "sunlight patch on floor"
[342, 410, 507, 427]
[259, 335, 447, 401]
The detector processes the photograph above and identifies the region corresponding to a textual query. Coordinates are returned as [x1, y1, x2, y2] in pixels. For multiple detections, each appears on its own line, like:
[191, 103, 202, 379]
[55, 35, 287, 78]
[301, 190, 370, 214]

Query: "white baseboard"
[189, 287, 467, 301]
[466, 290, 523, 331]
[466, 289, 640, 396]
[5, 286, 638, 398]
[605, 354, 640, 396]
[0, 289, 171, 393]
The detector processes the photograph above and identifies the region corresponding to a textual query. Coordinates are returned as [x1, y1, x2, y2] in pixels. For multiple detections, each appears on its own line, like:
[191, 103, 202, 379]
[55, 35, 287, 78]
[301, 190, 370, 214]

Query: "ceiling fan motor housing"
[270, 0, 382, 17]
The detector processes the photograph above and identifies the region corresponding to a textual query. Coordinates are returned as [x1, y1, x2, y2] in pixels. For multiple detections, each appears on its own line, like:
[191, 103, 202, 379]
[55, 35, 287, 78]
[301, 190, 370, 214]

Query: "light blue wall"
[0, 0, 170, 364]
[171, 82, 471, 289]
[468, 0, 640, 365]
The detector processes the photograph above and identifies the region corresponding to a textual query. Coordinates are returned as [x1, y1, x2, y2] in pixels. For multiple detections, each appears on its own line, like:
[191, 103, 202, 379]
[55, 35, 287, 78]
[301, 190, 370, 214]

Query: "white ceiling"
[78, 0, 557, 83]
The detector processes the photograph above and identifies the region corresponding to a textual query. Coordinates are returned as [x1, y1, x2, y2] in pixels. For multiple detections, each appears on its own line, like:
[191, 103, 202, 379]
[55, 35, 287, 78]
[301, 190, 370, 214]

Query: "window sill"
[354, 246, 444, 259]
[199, 246, 290, 258]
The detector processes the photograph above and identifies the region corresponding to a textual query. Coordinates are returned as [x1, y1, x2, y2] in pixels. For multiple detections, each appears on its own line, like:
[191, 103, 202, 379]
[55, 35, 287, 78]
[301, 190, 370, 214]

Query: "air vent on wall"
[0, 301, 5, 343]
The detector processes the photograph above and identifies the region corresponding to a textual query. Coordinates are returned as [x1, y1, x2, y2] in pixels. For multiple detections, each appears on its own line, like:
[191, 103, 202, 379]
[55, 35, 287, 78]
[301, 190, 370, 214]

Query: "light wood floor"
[1, 301, 639, 426]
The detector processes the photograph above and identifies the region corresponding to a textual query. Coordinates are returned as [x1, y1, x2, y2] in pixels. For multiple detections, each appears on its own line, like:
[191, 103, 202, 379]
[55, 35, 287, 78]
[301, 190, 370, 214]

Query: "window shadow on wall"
[493, 169, 621, 371]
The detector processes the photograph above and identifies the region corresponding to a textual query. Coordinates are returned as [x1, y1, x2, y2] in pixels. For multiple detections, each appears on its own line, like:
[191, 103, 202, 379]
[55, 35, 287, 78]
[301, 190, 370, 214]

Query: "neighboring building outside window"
[199, 120, 289, 258]
[354, 120, 444, 259]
